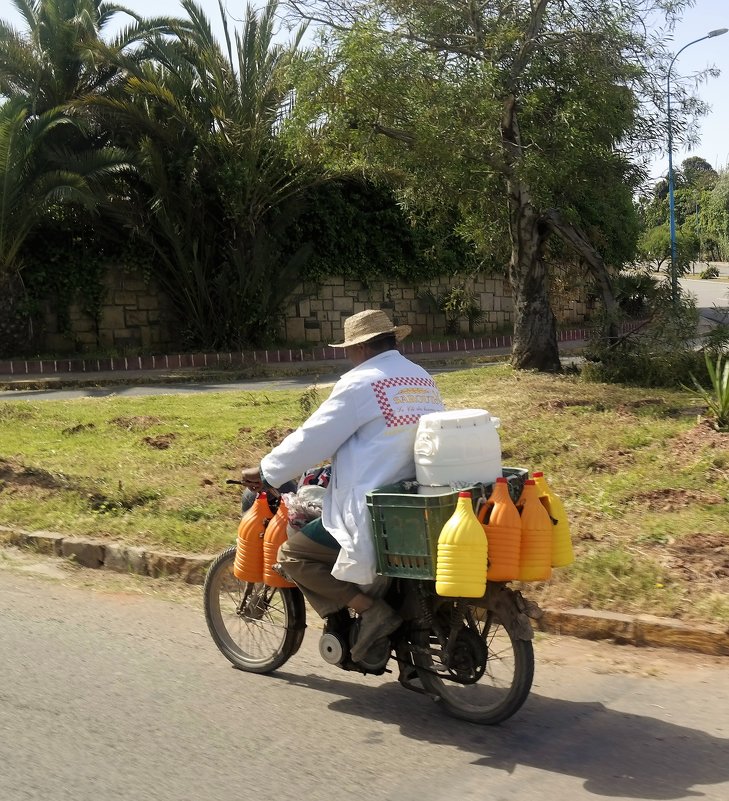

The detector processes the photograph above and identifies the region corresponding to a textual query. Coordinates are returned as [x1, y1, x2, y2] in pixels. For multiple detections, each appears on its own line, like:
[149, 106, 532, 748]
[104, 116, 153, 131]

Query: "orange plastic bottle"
[479, 477, 521, 581]
[533, 471, 574, 568]
[436, 491, 488, 597]
[233, 491, 270, 582]
[263, 497, 296, 588]
[516, 479, 552, 582]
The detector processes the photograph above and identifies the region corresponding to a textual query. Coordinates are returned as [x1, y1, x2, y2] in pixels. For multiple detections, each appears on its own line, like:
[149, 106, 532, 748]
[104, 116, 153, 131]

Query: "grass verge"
[0, 365, 727, 625]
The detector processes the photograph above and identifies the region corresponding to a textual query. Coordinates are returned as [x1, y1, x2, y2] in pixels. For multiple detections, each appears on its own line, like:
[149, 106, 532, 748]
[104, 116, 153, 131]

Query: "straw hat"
[329, 309, 412, 348]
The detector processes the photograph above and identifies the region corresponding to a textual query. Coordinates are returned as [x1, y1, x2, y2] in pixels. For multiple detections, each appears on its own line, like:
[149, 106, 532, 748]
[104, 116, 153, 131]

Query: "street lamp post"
[667, 27, 728, 305]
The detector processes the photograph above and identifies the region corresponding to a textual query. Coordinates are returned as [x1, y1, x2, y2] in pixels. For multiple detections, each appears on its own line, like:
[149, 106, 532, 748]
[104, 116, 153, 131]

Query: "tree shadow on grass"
[272, 671, 728, 800]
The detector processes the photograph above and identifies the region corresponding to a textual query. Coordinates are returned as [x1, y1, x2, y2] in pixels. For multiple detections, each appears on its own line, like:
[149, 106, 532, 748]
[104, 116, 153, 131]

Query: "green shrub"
[699, 265, 720, 279]
[583, 284, 702, 387]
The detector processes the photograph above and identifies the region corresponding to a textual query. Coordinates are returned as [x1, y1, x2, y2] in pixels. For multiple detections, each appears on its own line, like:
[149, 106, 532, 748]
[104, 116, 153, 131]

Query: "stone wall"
[37, 266, 593, 355]
[40, 266, 176, 354]
[280, 273, 592, 345]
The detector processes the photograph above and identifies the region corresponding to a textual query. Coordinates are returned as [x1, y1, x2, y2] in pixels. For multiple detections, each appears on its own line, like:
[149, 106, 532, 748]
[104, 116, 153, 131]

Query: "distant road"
[680, 276, 729, 312]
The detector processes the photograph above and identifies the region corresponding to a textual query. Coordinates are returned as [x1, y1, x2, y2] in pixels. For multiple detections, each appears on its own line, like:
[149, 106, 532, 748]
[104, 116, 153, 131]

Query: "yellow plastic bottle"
[516, 480, 552, 582]
[263, 497, 296, 588]
[233, 491, 270, 582]
[479, 477, 521, 581]
[436, 491, 488, 597]
[533, 471, 574, 568]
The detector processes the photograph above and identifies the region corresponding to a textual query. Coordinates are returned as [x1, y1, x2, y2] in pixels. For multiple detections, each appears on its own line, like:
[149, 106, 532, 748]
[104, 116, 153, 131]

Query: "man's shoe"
[350, 599, 401, 662]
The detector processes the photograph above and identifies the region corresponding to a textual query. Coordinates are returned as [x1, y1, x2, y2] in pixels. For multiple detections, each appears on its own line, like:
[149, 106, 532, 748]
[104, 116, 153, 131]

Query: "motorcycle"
[203, 483, 542, 725]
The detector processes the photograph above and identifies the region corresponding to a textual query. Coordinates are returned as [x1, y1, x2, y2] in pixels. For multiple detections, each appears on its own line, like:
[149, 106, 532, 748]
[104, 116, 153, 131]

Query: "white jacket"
[260, 350, 444, 584]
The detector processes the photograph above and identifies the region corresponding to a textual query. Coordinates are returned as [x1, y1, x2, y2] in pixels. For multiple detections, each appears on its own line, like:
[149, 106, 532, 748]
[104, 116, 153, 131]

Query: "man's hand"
[240, 466, 264, 492]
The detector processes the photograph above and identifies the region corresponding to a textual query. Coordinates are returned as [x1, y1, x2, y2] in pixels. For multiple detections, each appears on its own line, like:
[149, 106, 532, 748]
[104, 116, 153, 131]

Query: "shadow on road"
[273, 671, 728, 799]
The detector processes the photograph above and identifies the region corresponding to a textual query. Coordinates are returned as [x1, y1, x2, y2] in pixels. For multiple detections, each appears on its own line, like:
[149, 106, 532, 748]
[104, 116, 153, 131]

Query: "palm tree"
[90, 0, 317, 348]
[0, 0, 183, 114]
[0, 98, 132, 355]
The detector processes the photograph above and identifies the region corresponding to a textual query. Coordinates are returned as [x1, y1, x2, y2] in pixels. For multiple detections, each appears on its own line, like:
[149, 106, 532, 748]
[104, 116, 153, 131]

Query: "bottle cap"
[458, 490, 472, 498]
[532, 471, 544, 478]
[496, 477, 508, 484]
[525, 479, 536, 485]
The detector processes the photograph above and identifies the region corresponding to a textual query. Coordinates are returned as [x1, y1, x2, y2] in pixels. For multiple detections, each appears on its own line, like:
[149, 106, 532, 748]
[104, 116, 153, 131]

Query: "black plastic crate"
[366, 467, 528, 579]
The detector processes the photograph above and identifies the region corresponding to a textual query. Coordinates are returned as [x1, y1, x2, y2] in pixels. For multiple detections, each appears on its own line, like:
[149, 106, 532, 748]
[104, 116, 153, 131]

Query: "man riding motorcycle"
[241, 308, 445, 662]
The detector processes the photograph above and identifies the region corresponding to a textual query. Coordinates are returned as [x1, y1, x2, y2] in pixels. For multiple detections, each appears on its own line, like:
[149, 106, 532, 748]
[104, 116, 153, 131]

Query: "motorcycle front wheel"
[412, 600, 534, 725]
[203, 546, 306, 673]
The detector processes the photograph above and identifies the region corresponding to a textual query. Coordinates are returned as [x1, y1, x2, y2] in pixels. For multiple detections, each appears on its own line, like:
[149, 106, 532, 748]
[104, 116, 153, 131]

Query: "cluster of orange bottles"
[233, 492, 296, 587]
[473, 472, 574, 583]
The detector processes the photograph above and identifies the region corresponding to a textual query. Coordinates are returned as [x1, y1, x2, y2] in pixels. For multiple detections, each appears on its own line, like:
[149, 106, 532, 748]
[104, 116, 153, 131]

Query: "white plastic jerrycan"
[414, 409, 502, 488]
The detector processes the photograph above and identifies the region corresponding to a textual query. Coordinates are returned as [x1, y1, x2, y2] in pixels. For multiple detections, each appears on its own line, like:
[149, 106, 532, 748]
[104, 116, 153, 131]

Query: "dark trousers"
[277, 528, 361, 618]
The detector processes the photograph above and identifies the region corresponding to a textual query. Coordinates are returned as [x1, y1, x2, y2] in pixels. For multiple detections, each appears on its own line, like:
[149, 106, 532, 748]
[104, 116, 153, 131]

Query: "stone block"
[536, 608, 635, 643]
[297, 299, 310, 318]
[24, 531, 65, 556]
[179, 555, 214, 585]
[137, 296, 159, 311]
[125, 310, 148, 327]
[332, 296, 354, 313]
[101, 307, 125, 329]
[125, 546, 149, 576]
[75, 332, 98, 346]
[286, 318, 306, 342]
[103, 543, 131, 573]
[61, 538, 105, 568]
[634, 615, 729, 656]
[114, 291, 136, 305]
[121, 278, 148, 292]
[145, 551, 188, 578]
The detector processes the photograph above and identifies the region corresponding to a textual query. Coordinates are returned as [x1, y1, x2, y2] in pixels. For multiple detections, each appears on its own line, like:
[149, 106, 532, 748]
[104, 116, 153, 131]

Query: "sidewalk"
[0, 328, 592, 390]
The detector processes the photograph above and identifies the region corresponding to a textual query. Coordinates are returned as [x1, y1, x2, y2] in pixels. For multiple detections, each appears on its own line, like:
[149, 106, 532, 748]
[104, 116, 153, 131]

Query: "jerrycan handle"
[476, 497, 493, 524]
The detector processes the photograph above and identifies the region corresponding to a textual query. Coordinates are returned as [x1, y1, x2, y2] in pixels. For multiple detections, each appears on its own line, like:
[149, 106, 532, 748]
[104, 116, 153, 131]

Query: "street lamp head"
[707, 28, 728, 37]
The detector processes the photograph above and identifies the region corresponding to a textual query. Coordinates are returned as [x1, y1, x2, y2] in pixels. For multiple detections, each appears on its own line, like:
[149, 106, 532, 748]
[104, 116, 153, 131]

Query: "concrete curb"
[3, 525, 727, 658]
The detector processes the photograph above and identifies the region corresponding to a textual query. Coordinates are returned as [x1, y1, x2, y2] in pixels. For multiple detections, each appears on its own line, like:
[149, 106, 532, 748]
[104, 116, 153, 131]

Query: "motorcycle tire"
[204, 546, 306, 674]
[411, 601, 534, 725]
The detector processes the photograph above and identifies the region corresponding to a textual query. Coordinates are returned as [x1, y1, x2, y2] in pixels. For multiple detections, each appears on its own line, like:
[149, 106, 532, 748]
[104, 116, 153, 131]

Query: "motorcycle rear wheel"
[204, 546, 305, 673]
[412, 601, 534, 725]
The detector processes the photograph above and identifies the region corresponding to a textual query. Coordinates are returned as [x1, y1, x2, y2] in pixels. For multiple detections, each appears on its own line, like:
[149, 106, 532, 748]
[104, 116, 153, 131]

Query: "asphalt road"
[1, 552, 728, 801]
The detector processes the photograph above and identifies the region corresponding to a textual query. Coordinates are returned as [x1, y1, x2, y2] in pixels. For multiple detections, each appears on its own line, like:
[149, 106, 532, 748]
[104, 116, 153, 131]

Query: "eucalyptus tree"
[90, 1, 316, 348]
[284, 0, 699, 371]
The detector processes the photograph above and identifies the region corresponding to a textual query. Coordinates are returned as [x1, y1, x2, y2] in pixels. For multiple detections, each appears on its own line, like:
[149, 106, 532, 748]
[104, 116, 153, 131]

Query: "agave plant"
[687, 351, 729, 431]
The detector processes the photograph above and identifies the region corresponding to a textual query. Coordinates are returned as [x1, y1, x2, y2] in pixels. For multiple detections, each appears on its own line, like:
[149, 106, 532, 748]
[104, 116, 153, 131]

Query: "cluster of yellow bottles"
[435, 472, 574, 596]
[233, 492, 296, 588]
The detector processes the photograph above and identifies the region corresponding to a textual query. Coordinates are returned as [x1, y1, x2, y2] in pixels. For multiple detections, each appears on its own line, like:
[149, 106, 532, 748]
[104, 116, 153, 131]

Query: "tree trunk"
[507, 179, 561, 372]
